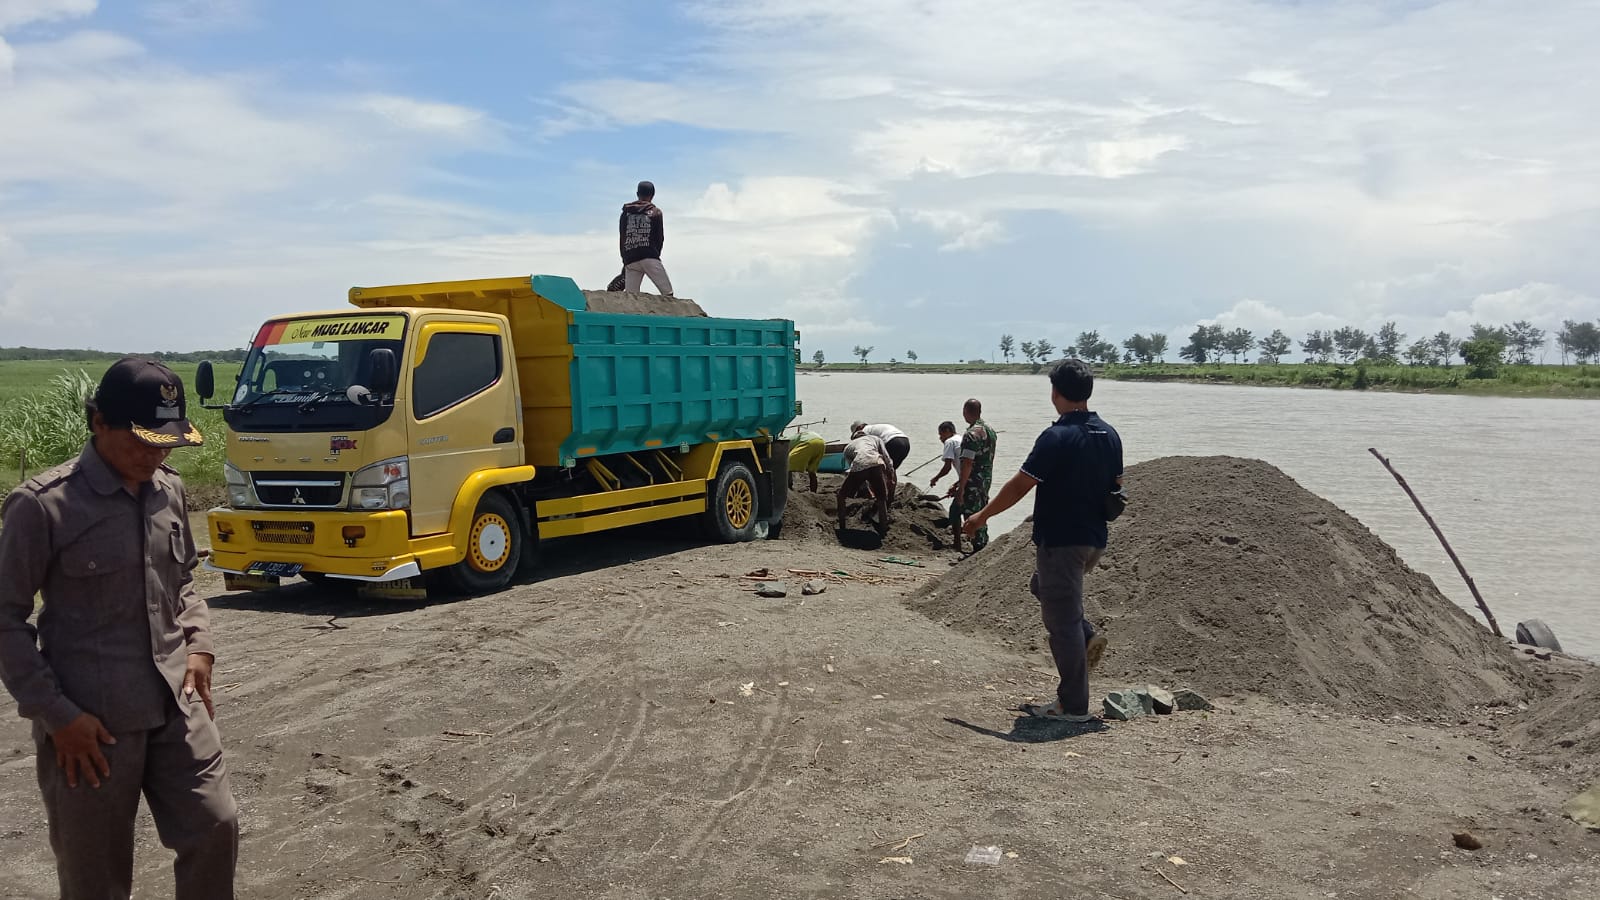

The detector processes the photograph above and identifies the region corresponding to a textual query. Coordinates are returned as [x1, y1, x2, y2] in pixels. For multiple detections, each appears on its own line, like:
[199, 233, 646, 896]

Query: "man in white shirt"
[837, 433, 894, 535]
[929, 421, 962, 488]
[849, 421, 911, 469]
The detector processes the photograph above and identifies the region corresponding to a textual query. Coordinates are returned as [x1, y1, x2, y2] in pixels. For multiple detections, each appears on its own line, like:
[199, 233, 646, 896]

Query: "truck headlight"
[224, 462, 258, 508]
[350, 457, 410, 510]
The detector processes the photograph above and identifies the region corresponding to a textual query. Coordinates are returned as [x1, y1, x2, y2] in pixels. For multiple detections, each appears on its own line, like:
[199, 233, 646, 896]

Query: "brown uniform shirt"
[0, 440, 212, 734]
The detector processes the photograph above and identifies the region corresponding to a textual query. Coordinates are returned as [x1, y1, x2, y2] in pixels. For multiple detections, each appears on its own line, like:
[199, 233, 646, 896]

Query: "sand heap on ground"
[781, 476, 954, 557]
[1511, 667, 1600, 781]
[911, 456, 1531, 715]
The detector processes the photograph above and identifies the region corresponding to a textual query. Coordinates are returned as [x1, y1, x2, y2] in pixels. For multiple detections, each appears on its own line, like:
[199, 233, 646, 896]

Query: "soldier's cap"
[92, 357, 204, 448]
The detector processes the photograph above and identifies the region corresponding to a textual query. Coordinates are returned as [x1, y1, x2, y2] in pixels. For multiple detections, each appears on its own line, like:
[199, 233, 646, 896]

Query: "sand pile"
[1511, 667, 1600, 780]
[581, 290, 708, 317]
[912, 456, 1531, 715]
[780, 476, 954, 556]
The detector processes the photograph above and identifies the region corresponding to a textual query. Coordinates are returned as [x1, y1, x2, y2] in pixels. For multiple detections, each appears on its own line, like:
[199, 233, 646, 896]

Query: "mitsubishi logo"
[291, 489, 307, 505]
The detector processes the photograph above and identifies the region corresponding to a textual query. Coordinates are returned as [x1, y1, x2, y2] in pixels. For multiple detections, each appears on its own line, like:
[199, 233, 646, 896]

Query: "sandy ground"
[2, 477, 1598, 898]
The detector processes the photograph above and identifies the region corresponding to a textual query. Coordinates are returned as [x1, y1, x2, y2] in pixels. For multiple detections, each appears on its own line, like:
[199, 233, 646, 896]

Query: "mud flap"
[764, 438, 791, 539]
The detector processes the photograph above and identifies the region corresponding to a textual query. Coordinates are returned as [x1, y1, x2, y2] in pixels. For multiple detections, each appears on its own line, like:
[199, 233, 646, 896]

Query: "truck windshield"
[225, 314, 405, 430]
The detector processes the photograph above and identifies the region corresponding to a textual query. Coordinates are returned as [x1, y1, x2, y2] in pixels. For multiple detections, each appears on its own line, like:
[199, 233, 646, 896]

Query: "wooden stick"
[1153, 865, 1189, 894]
[1368, 448, 1502, 636]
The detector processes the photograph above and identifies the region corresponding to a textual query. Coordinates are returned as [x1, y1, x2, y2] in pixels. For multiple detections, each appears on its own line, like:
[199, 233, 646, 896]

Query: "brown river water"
[794, 371, 1600, 659]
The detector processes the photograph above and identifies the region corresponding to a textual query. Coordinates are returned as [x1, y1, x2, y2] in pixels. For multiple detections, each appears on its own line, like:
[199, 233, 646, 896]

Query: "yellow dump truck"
[197, 275, 797, 594]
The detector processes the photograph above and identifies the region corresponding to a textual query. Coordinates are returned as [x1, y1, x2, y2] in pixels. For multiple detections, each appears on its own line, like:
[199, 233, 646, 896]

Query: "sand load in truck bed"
[910, 456, 1531, 715]
[581, 290, 708, 317]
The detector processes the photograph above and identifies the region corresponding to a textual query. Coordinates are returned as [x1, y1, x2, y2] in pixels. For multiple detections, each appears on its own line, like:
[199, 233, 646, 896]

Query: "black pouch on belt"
[1104, 487, 1128, 521]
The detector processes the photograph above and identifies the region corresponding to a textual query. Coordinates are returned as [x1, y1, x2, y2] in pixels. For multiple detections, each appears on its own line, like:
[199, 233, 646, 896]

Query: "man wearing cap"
[0, 357, 238, 899]
[620, 180, 674, 296]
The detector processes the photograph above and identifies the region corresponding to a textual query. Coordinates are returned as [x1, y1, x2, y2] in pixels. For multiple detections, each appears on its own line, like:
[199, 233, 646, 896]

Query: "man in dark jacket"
[619, 181, 674, 296]
[963, 359, 1122, 722]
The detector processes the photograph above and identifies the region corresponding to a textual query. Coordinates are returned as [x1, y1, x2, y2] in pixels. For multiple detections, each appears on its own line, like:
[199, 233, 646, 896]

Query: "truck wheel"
[447, 491, 524, 594]
[705, 462, 760, 543]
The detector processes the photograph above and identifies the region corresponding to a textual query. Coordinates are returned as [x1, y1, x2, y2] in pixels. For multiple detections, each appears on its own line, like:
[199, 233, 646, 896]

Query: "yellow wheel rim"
[468, 513, 512, 572]
[725, 478, 753, 529]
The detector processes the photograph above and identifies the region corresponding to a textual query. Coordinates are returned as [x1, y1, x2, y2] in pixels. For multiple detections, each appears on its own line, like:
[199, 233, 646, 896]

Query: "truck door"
[405, 320, 521, 536]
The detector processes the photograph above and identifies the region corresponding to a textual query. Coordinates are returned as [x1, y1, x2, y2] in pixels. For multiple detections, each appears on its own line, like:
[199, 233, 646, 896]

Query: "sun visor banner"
[255, 315, 405, 346]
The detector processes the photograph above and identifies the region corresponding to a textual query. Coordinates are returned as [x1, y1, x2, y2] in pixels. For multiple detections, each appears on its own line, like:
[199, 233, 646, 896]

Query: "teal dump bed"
[562, 310, 797, 464]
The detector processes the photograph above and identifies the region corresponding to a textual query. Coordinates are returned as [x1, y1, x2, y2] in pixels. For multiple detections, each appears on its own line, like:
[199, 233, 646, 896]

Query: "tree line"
[0, 346, 250, 363]
[979, 319, 1600, 370]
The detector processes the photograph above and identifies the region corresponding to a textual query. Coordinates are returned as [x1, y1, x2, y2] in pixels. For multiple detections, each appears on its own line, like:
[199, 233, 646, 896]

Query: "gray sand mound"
[1511, 667, 1600, 780]
[911, 455, 1531, 715]
[781, 476, 953, 557]
[582, 290, 708, 317]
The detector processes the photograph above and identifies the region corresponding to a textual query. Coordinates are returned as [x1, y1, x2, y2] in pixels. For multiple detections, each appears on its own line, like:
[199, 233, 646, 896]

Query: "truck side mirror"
[369, 348, 398, 395]
[195, 361, 215, 402]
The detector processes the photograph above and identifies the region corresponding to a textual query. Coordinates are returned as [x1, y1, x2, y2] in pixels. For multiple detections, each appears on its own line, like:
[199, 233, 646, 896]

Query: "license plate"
[246, 561, 303, 578]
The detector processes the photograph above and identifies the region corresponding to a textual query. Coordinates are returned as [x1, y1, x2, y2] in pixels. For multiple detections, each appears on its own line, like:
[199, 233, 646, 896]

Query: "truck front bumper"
[205, 508, 425, 583]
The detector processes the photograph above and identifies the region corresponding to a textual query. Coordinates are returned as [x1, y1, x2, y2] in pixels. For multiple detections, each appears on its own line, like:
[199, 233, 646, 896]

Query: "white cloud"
[0, 0, 95, 30]
[903, 209, 1008, 252]
[358, 94, 492, 139]
[1240, 68, 1328, 99]
[141, 0, 254, 32]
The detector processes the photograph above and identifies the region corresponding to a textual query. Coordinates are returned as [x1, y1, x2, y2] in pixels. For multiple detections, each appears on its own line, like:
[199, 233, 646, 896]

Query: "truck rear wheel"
[447, 490, 524, 594]
[705, 462, 760, 543]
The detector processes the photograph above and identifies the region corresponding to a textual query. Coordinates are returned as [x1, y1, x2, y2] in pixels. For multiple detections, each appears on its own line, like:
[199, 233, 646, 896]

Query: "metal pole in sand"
[1368, 447, 1502, 637]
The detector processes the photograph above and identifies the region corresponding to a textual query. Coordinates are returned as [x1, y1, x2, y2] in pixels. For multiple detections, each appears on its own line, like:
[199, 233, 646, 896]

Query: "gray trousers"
[1030, 545, 1104, 716]
[624, 258, 674, 296]
[34, 699, 238, 900]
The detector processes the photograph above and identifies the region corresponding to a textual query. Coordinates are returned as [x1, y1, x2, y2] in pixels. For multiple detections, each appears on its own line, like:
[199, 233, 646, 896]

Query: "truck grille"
[252, 521, 315, 544]
[252, 472, 346, 508]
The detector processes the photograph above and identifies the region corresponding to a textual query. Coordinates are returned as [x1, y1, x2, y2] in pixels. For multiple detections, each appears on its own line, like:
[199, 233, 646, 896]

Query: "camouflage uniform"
[956, 418, 997, 550]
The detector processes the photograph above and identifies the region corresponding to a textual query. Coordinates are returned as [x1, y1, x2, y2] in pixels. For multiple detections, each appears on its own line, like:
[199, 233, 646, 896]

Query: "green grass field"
[803, 360, 1600, 398]
[0, 359, 240, 498]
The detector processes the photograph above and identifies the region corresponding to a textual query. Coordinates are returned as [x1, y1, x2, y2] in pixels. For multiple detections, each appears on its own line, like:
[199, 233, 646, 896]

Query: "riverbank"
[2, 458, 1595, 898]
[804, 361, 1600, 398]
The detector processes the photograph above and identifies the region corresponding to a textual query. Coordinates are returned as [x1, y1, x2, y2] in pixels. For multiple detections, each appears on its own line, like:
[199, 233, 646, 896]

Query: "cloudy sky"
[2, 0, 1598, 362]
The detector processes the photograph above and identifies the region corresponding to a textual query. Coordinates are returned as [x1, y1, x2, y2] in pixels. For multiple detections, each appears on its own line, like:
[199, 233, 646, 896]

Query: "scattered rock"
[1129, 687, 1157, 715]
[1104, 690, 1147, 721]
[1147, 686, 1177, 715]
[1563, 782, 1600, 832]
[1533, 650, 1553, 661]
[1452, 831, 1484, 851]
[1173, 689, 1214, 712]
[754, 582, 788, 598]
[802, 579, 828, 596]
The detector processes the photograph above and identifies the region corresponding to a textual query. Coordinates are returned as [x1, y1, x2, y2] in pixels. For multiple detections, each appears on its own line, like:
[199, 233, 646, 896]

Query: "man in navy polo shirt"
[963, 359, 1122, 722]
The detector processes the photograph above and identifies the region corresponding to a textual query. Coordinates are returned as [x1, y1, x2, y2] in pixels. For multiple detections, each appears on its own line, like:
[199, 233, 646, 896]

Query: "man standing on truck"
[620, 180, 674, 296]
[962, 359, 1122, 722]
[0, 358, 239, 898]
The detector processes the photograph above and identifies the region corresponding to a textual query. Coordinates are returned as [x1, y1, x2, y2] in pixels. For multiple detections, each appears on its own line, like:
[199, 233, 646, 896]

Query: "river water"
[794, 372, 1600, 660]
